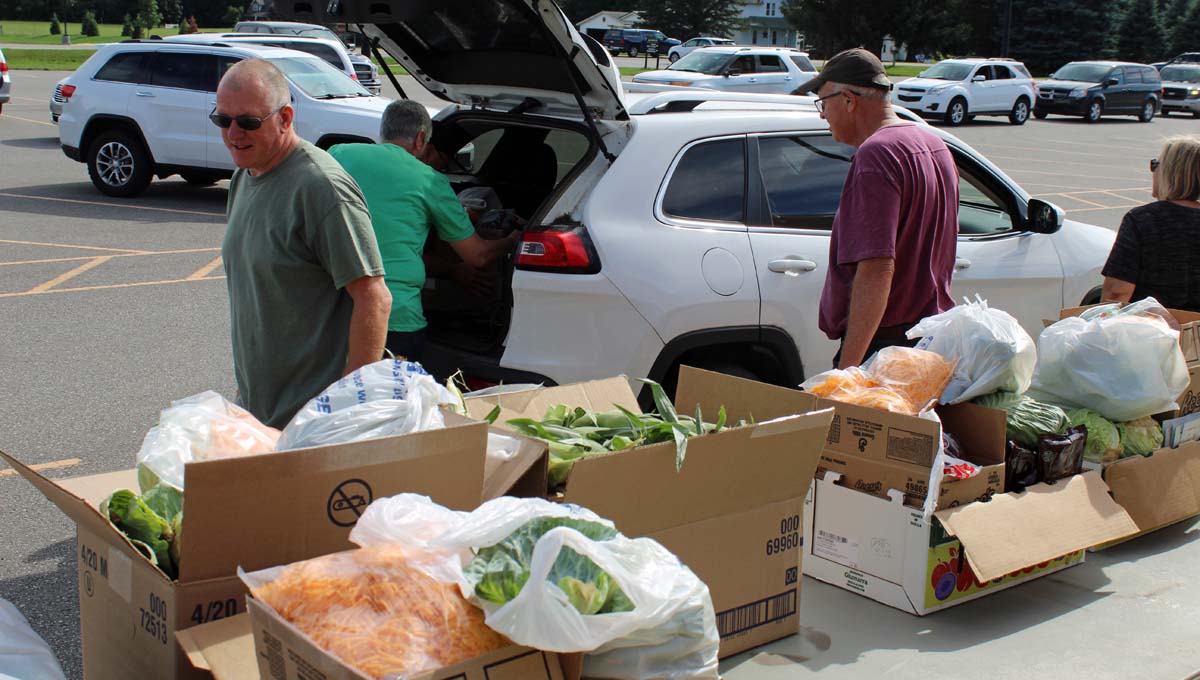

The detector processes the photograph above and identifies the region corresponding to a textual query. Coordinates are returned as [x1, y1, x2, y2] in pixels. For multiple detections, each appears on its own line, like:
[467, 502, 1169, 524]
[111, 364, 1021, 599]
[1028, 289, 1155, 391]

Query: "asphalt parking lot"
[1, 69, 1197, 678]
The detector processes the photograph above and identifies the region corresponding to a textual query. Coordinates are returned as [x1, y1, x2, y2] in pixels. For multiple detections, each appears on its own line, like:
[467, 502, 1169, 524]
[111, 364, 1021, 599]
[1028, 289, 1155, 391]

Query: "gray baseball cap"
[794, 48, 893, 95]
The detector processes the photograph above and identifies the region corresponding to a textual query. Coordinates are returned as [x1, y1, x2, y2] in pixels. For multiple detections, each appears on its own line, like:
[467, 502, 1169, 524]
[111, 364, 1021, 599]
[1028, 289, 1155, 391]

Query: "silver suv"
[233, 20, 382, 93]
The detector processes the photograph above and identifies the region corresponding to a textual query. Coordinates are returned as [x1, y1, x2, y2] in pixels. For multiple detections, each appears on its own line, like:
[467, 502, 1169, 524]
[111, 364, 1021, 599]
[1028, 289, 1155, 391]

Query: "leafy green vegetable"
[464, 516, 634, 615]
[973, 392, 1069, 448]
[102, 489, 177, 579]
[1117, 417, 1163, 457]
[1066, 409, 1122, 463]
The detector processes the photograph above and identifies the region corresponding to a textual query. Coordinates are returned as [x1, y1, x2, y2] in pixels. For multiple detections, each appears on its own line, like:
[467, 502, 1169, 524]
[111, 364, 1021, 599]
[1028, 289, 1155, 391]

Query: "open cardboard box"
[462, 367, 835, 658]
[0, 413, 545, 680]
[175, 610, 566, 680]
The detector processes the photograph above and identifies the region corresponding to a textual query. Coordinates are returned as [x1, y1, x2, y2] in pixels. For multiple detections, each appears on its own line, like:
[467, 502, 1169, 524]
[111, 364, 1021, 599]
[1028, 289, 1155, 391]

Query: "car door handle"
[135, 91, 155, 98]
[768, 258, 818, 274]
[954, 257, 972, 272]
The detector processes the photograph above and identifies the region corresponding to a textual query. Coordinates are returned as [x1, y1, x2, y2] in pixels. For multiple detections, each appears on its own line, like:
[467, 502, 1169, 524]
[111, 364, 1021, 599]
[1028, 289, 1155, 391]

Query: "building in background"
[730, 0, 801, 48]
[576, 10, 644, 41]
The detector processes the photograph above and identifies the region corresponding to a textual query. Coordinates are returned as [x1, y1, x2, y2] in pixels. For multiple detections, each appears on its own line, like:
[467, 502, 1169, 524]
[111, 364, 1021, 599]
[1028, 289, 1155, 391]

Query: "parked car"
[1035, 61, 1161, 123]
[668, 37, 736, 63]
[1158, 63, 1200, 117]
[603, 28, 680, 57]
[233, 20, 382, 94]
[56, 42, 397, 197]
[273, 0, 1115, 399]
[0, 48, 10, 115]
[165, 33, 380, 94]
[890, 57, 1036, 126]
[631, 46, 817, 95]
[1151, 52, 1200, 70]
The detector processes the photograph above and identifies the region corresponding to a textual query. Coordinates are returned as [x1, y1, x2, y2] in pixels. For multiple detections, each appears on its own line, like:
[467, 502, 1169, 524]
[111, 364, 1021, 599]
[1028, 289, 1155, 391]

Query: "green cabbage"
[1066, 409, 1122, 463]
[102, 489, 178, 579]
[973, 392, 1069, 448]
[1117, 417, 1164, 457]
[464, 516, 635, 615]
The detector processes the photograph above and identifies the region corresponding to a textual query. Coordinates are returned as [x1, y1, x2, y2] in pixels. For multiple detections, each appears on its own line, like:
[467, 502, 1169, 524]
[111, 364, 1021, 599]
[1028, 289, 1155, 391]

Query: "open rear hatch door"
[265, 0, 628, 121]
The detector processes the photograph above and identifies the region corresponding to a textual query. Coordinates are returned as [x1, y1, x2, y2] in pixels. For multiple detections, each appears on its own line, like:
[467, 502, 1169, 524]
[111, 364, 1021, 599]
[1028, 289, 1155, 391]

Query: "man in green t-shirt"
[215, 59, 391, 427]
[329, 100, 512, 361]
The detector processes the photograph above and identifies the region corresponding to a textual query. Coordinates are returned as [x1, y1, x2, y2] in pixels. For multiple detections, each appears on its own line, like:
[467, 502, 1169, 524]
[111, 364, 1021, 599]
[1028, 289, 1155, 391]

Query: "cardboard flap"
[175, 613, 257, 678]
[179, 420, 488, 581]
[562, 410, 834, 536]
[937, 402, 1007, 465]
[464, 377, 640, 424]
[0, 450, 151, 569]
[1103, 442, 1200, 532]
[934, 471, 1138, 581]
[675, 366, 820, 425]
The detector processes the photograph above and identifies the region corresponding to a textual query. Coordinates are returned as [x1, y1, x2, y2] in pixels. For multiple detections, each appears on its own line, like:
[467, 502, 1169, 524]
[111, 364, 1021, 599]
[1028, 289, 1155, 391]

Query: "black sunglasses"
[209, 104, 285, 131]
[1150, 158, 1160, 172]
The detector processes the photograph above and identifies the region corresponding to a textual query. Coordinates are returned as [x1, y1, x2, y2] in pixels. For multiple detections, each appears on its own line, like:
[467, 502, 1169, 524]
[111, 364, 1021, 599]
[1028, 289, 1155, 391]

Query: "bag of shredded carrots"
[240, 544, 511, 679]
[349, 495, 720, 680]
[800, 347, 956, 415]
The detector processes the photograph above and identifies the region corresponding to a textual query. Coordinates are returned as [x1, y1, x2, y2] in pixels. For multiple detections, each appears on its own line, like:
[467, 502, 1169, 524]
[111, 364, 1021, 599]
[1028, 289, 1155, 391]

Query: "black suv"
[1035, 61, 1161, 123]
[603, 28, 680, 57]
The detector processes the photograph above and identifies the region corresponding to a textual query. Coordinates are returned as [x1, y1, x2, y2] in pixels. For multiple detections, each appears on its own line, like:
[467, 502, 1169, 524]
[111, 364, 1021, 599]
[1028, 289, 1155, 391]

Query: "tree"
[636, 0, 742, 39]
[1170, 1, 1200, 54]
[121, 13, 135, 36]
[782, 0, 913, 57]
[135, 0, 162, 31]
[81, 10, 101, 37]
[222, 4, 243, 25]
[1118, 0, 1168, 63]
[160, 0, 183, 25]
[179, 14, 199, 33]
[1007, 0, 1122, 75]
[50, 13, 62, 35]
[1163, 0, 1193, 25]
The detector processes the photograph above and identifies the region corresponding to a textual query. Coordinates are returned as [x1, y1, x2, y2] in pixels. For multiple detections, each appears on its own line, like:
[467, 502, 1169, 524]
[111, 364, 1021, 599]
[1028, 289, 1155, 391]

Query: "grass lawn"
[4, 48, 94, 70]
[0, 20, 229, 44]
[885, 64, 927, 78]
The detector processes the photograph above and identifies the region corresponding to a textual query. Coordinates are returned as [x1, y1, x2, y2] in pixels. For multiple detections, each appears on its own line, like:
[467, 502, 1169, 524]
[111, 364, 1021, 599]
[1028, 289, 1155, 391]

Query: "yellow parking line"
[0, 458, 82, 478]
[0, 238, 147, 254]
[0, 192, 224, 218]
[0, 276, 224, 298]
[1041, 192, 1109, 208]
[0, 114, 56, 127]
[27, 255, 113, 293]
[0, 247, 221, 267]
[187, 256, 223, 280]
[1063, 203, 1142, 213]
[8, 95, 49, 103]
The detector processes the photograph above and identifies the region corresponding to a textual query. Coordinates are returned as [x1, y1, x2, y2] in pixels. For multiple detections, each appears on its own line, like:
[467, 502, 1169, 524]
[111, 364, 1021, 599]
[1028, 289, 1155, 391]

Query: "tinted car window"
[663, 139, 746, 223]
[958, 166, 1014, 235]
[790, 55, 815, 71]
[1106, 68, 1122, 85]
[95, 52, 148, 84]
[287, 42, 343, 69]
[1124, 67, 1142, 83]
[973, 67, 991, 80]
[1142, 67, 1161, 83]
[758, 55, 784, 72]
[731, 55, 757, 73]
[1012, 63, 1031, 77]
[757, 135, 852, 230]
[149, 53, 216, 91]
[992, 65, 1012, 79]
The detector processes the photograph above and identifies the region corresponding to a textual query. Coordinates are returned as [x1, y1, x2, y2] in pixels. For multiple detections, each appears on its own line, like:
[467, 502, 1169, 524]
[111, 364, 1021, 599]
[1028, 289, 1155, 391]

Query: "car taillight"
[350, 73, 358, 80]
[60, 84, 76, 98]
[0, 61, 7, 73]
[516, 226, 600, 274]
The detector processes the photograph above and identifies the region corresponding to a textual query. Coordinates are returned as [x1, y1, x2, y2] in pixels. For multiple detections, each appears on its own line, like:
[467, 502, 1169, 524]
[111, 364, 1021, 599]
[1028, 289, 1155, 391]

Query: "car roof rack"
[625, 87, 820, 115]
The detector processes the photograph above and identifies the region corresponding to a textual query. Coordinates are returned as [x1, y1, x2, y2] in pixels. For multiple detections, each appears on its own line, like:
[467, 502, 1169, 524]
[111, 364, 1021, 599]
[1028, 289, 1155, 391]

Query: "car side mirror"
[725, 69, 742, 77]
[973, 74, 986, 82]
[1048, 73, 1056, 79]
[1025, 198, 1064, 234]
[1106, 78, 1119, 87]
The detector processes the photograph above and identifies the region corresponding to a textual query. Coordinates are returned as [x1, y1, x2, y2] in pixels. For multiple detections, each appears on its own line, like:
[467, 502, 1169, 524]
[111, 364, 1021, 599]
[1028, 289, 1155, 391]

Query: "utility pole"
[1001, 0, 1013, 57]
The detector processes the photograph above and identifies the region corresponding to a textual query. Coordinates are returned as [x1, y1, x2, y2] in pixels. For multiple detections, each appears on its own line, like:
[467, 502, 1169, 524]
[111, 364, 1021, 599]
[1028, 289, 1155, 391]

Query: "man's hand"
[838, 257, 895, 369]
[343, 275, 391, 375]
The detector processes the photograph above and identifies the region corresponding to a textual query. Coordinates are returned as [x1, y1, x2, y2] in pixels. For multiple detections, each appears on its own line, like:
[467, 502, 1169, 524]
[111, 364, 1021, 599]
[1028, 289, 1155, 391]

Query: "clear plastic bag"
[136, 391, 280, 490]
[907, 297, 1037, 404]
[801, 348, 956, 415]
[1031, 299, 1189, 422]
[0, 598, 66, 680]
[277, 360, 458, 451]
[350, 495, 719, 680]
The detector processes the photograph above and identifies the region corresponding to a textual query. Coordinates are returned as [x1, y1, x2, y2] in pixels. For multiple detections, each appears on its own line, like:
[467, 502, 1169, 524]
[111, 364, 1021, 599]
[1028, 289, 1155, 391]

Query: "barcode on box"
[818, 529, 848, 544]
[716, 589, 797, 638]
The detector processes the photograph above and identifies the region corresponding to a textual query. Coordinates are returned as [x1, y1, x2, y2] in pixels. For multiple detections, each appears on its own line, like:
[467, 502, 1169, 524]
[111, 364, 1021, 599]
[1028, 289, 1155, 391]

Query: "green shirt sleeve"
[425, 173, 477, 243]
[306, 172, 386, 290]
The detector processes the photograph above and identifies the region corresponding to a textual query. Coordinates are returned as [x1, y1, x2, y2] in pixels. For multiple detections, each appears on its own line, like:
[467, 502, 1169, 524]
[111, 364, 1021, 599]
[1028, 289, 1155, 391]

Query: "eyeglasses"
[813, 89, 855, 114]
[1150, 158, 1160, 172]
[209, 104, 285, 131]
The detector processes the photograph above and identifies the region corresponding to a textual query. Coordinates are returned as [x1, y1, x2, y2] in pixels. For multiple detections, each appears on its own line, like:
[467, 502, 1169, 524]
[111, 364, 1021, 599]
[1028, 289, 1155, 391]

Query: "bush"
[121, 14, 134, 36]
[50, 13, 61, 35]
[178, 15, 199, 34]
[131, 22, 145, 39]
[81, 11, 100, 37]
[222, 5, 243, 24]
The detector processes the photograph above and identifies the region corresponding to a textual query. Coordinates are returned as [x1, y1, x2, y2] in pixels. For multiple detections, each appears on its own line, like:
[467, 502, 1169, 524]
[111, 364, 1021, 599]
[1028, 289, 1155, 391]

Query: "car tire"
[669, 52, 679, 63]
[181, 172, 218, 186]
[1193, 111, 1200, 119]
[1085, 99, 1103, 123]
[1009, 97, 1030, 125]
[944, 97, 968, 126]
[1138, 99, 1156, 122]
[87, 129, 152, 198]
[1034, 108, 1049, 119]
[628, 46, 639, 58]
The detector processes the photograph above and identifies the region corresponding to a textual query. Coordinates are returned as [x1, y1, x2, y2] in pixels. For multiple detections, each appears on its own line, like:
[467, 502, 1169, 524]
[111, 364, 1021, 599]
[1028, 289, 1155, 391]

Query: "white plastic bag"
[136, 391, 280, 490]
[350, 495, 720, 680]
[1030, 299, 1189, 422]
[907, 297, 1036, 404]
[0, 598, 66, 680]
[277, 360, 457, 451]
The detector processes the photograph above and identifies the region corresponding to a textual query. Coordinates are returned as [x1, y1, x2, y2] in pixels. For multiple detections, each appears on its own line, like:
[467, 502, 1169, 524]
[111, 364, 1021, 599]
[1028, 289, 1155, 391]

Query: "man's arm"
[343, 275, 391, 372]
[1101, 276, 1135, 304]
[447, 233, 515, 269]
[838, 257, 895, 369]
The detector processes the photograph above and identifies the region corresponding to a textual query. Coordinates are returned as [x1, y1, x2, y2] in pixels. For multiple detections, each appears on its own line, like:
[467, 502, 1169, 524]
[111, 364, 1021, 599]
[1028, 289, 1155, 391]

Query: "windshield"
[268, 55, 369, 98]
[920, 62, 972, 80]
[1053, 63, 1111, 82]
[670, 51, 733, 74]
[1160, 65, 1200, 83]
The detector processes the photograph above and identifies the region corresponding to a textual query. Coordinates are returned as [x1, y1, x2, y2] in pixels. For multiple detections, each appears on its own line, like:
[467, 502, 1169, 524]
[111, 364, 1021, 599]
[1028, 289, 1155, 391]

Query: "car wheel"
[1085, 99, 1103, 123]
[1138, 99, 1156, 122]
[87, 130, 152, 197]
[1193, 111, 1200, 119]
[944, 97, 968, 126]
[1034, 108, 1049, 119]
[180, 172, 218, 186]
[628, 46, 639, 58]
[669, 52, 679, 63]
[1009, 97, 1030, 125]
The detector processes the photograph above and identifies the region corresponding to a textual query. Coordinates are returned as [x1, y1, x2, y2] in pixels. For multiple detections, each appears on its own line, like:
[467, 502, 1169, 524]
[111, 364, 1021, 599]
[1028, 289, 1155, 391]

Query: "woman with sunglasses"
[1101, 135, 1200, 312]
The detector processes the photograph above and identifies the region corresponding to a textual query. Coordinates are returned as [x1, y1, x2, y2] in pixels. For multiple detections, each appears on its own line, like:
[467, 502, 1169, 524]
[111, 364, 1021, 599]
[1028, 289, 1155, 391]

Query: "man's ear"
[279, 103, 295, 129]
[414, 129, 429, 154]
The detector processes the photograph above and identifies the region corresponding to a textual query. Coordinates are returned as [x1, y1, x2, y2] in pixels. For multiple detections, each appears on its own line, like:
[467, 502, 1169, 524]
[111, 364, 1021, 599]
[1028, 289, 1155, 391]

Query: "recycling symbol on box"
[327, 479, 373, 527]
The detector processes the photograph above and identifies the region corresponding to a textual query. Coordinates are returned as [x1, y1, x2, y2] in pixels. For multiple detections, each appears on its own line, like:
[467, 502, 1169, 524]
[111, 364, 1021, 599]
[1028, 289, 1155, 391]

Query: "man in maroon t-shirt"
[795, 48, 959, 369]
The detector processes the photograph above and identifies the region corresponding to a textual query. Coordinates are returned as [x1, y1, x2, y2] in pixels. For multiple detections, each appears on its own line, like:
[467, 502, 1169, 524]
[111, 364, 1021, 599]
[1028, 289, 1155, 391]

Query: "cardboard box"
[0, 415, 545, 680]
[814, 400, 1007, 508]
[462, 367, 835, 658]
[803, 470, 1139, 615]
[175, 609, 565, 680]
